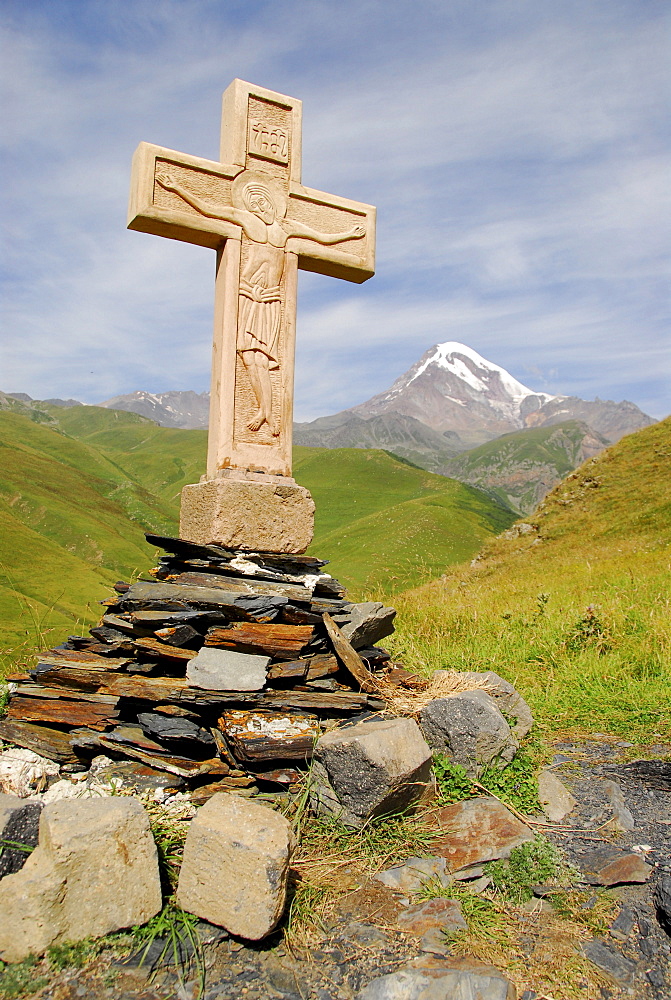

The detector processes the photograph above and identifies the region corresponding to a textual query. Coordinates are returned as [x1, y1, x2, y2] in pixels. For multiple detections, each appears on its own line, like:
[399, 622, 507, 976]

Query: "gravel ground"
[9, 740, 671, 1000]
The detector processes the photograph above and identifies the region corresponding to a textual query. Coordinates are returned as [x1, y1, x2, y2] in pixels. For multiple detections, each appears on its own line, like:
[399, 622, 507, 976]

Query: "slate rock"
[397, 897, 467, 936]
[602, 779, 635, 832]
[537, 770, 577, 822]
[0, 795, 42, 878]
[177, 793, 294, 940]
[433, 669, 533, 738]
[376, 856, 451, 894]
[581, 939, 636, 985]
[419, 690, 518, 776]
[581, 846, 652, 886]
[310, 717, 433, 828]
[0, 797, 162, 962]
[654, 875, 671, 934]
[340, 602, 397, 650]
[185, 646, 269, 690]
[137, 712, 215, 745]
[609, 905, 635, 942]
[432, 797, 534, 872]
[357, 961, 516, 999]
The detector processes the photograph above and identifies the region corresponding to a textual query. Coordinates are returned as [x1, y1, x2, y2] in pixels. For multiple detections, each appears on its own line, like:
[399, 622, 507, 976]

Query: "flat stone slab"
[582, 939, 636, 985]
[375, 856, 451, 895]
[357, 958, 516, 999]
[186, 646, 269, 690]
[580, 846, 652, 886]
[431, 796, 534, 872]
[537, 770, 577, 822]
[396, 897, 467, 936]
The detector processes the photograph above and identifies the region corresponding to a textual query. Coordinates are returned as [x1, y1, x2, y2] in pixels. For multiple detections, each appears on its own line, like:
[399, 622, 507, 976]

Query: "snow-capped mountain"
[98, 390, 210, 429]
[348, 342, 556, 446]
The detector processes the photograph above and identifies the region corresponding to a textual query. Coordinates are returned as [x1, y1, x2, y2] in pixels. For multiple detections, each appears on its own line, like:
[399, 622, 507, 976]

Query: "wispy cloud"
[1, 0, 669, 421]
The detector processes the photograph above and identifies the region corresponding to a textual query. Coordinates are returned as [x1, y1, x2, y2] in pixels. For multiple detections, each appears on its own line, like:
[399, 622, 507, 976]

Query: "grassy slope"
[0, 410, 180, 665]
[390, 417, 671, 740]
[293, 447, 515, 594]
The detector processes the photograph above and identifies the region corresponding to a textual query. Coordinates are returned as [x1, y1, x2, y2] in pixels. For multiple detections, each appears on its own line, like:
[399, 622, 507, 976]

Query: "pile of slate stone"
[0, 534, 396, 801]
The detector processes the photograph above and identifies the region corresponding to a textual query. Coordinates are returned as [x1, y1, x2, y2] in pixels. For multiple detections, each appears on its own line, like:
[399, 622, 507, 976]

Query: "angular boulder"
[177, 793, 294, 940]
[0, 797, 162, 962]
[419, 690, 518, 775]
[431, 796, 534, 873]
[432, 669, 533, 738]
[339, 602, 396, 650]
[310, 717, 433, 828]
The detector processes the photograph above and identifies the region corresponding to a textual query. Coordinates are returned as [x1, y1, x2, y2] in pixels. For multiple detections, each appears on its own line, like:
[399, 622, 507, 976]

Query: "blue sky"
[1, 0, 669, 420]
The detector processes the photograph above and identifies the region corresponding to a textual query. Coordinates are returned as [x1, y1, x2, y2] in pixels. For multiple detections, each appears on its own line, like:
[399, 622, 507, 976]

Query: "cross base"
[179, 477, 315, 554]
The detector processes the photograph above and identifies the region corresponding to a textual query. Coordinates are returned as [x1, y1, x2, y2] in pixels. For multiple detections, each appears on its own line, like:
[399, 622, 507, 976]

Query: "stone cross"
[128, 80, 375, 553]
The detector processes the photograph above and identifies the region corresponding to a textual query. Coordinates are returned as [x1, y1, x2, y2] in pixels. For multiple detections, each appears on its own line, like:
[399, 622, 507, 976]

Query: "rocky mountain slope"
[98, 389, 210, 429]
[441, 420, 609, 514]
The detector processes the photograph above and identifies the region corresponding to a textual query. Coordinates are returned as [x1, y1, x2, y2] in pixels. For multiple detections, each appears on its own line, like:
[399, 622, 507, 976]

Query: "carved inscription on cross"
[128, 80, 376, 480]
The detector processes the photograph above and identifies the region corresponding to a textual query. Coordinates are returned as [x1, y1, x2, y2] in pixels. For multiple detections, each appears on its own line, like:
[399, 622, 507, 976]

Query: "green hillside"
[294, 447, 514, 592]
[391, 417, 671, 740]
[441, 420, 609, 514]
[0, 407, 514, 673]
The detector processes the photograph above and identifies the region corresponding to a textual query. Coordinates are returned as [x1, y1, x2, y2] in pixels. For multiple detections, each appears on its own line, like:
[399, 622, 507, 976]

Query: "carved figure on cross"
[154, 168, 365, 436]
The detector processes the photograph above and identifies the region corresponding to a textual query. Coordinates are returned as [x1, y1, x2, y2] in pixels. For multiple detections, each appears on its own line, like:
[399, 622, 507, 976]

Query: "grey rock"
[376, 856, 451, 894]
[602, 779, 635, 832]
[177, 793, 294, 940]
[357, 964, 516, 999]
[654, 875, 671, 934]
[185, 646, 269, 690]
[137, 712, 215, 745]
[0, 797, 162, 962]
[609, 905, 635, 942]
[339, 602, 396, 649]
[310, 717, 433, 828]
[419, 690, 518, 776]
[537, 770, 577, 822]
[0, 796, 42, 878]
[433, 669, 533, 738]
[581, 939, 636, 985]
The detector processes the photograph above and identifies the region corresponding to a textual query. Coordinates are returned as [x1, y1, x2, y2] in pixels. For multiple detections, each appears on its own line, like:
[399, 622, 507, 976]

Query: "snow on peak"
[408, 341, 554, 404]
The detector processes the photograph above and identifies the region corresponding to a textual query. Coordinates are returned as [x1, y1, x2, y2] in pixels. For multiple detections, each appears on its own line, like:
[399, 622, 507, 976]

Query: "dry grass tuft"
[376, 668, 496, 717]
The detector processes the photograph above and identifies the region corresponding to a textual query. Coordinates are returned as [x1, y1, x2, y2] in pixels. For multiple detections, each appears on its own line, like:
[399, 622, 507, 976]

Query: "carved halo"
[232, 169, 288, 220]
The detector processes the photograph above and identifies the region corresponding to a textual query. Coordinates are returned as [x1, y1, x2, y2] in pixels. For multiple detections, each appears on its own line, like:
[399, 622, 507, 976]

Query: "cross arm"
[287, 183, 376, 283]
[127, 142, 243, 249]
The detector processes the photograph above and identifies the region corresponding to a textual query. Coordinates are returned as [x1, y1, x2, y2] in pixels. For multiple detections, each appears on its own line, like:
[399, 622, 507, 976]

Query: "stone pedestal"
[179, 474, 315, 553]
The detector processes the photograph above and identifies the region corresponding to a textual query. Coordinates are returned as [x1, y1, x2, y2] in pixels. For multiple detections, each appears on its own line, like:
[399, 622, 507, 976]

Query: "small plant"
[486, 835, 578, 902]
[433, 756, 476, 804]
[478, 744, 542, 815]
[142, 798, 190, 892]
[0, 955, 48, 1000]
[47, 938, 104, 971]
[133, 900, 205, 997]
[565, 605, 611, 655]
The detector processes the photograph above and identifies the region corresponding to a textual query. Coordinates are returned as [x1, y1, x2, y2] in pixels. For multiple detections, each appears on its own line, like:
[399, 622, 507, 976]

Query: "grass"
[433, 740, 545, 815]
[388, 418, 671, 742]
[287, 810, 442, 946]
